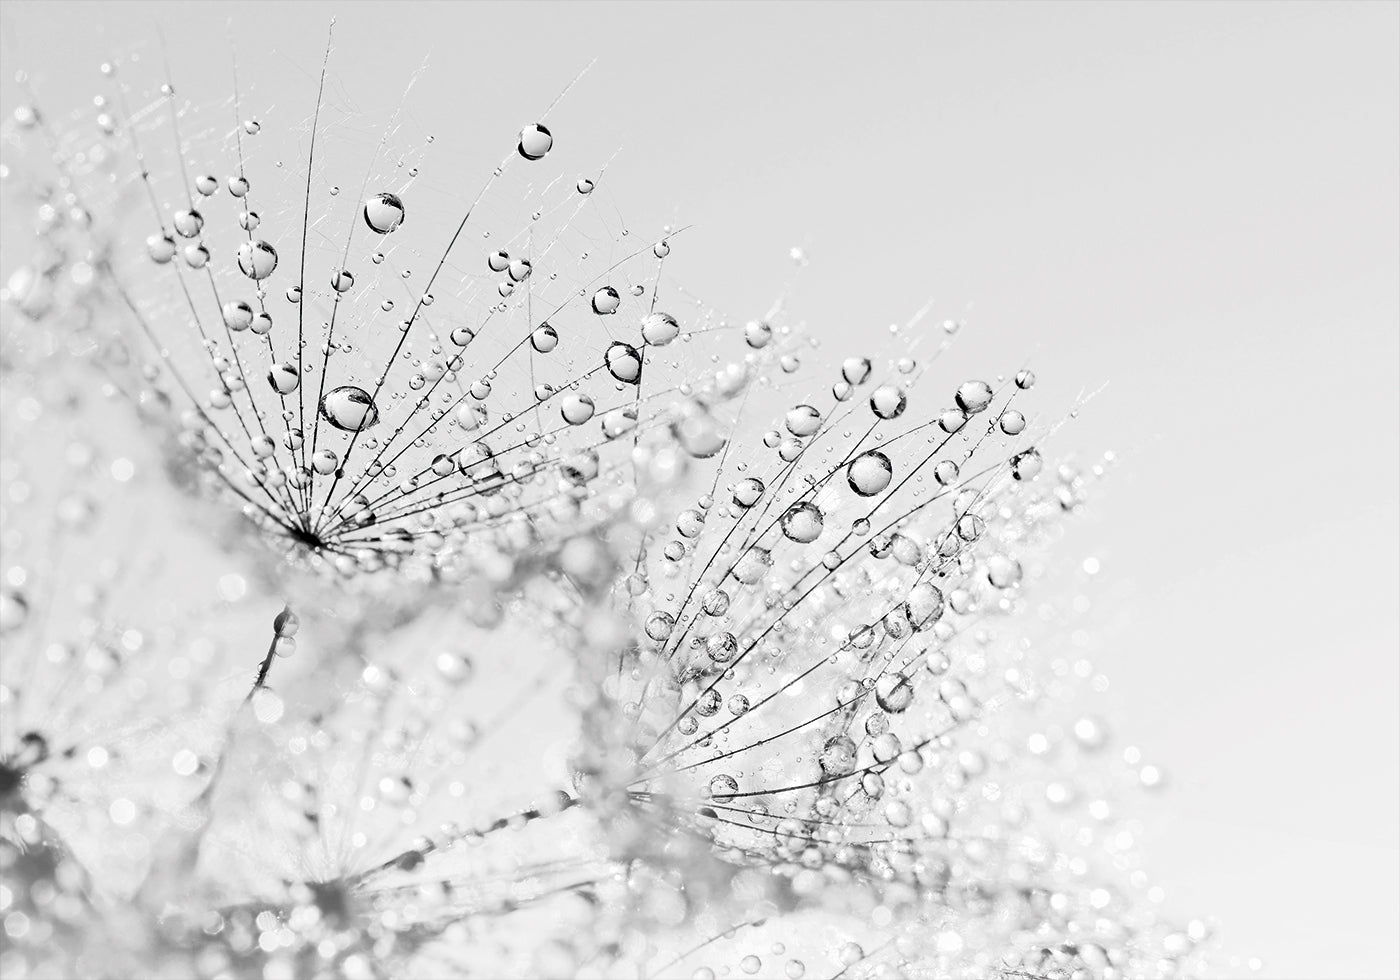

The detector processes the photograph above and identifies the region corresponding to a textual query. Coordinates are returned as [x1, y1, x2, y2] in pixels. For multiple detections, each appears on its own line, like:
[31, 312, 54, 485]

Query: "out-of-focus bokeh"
[1, 2, 1395, 976]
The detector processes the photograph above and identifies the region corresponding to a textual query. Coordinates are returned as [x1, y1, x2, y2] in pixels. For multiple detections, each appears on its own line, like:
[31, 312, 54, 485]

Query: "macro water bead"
[236, 240, 278, 280]
[363, 191, 405, 233]
[847, 449, 894, 496]
[517, 122, 553, 160]
[319, 386, 380, 431]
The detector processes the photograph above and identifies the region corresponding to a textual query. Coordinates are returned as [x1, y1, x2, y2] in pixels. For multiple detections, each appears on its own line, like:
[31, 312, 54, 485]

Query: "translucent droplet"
[640, 311, 680, 346]
[1015, 369, 1036, 390]
[904, 583, 944, 630]
[605, 341, 642, 384]
[146, 234, 176, 264]
[732, 477, 764, 508]
[330, 269, 355, 292]
[592, 286, 621, 315]
[847, 450, 893, 496]
[842, 357, 872, 385]
[1011, 448, 1043, 481]
[450, 326, 475, 346]
[576, 177, 595, 194]
[236, 240, 278, 280]
[780, 501, 824, 543]
[999, 409, 1026, 435]
[194, 175, 217, 196]
[653, 240, 671, 259]
[227, 175, 250, 197]
[645, 612, 674, 641]
[785, 404, 822, 437]
[312, 449, 338, 475]
[319, 386, 379, 431]
[222, 300, 254, 331]
[363, 192, 405, 234]
[869, 384, 906, 420]
[531, 324, 559, 353]
[819, 736, 858, 776]
[560, 393, 595, 425]
[173, 209, 204, 238]
[267, 362, 300, 394]
[745, 320, 773, 349]
[733, 547, 772, 584]
[955, 380, 993, 414]
[517, 123, 553, 161]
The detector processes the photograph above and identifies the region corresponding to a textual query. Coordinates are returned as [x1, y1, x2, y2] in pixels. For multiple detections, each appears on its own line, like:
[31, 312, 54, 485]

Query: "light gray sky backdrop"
[2, 3, 1397, 976]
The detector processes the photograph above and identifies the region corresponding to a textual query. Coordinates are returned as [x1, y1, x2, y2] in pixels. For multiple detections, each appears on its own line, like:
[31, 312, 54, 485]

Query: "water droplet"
[239, 211, 261, 231]
[330, 269, 355, 292]
[645, 612, 674, 641]
[745, 320, 773, 348]
[222, 301, 254, 330]
[194, 175, 218, 196]
[560, 393, 595, 425]
[869, 384, 906, 420]
[243, 119, 261, 135]
[312, 449, 339, 475]
[531, 324, 559, 353]
[576, 177, 595, 194]
[653, 240, 671, 259]
[640, 311, 680, 346]
[363, 192, 405, 234]
[847, 450, 893, 496]
[1015, 369, 1036, 390]
[780, 501, 824, 543]
[227, 175, 250, 198]
[319, 386, 379, 431]
[842, 357, 872, 385]
[517, 123, 553, 161]
[999, 409, 1026, 435]
[733, 546, 772, 584]
[785, 404, 822, 437]
[146, 234, 176, 264]
[591, 286, 621, 315]
[904, 583, 944, 630]
[605, 341, 642, 384]
[819, 735, 858, 776]
[955, 380, 993, 414]
[1011, 448, 1042, 481]
[173, 209, 204, 238]
[450, 326, 476, 346]
[267, 362, 300, 394]
[732, 477, 764, 508]
[236, 240, 278, 280]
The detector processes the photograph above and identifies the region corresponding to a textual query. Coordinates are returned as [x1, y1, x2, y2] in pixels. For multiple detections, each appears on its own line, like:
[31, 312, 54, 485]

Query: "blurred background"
[1, 2, 1396, 976]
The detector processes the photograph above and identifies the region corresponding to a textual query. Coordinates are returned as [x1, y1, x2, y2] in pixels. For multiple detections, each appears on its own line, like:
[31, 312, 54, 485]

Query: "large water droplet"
[173, 209, 204, 238]
[869, 384, 906, 420]
[955, 380, 993, 414]
[146, 234, 176, 264]
[363, 192, 405, 234]
[319, 386, 379, 431]
[640, 311, 680, 346]
[780, 501, 824, 543]
[531, 324, 559, 353]
[592, 286, 621, 315]
[605, 341, 642, 384]
[847, 450, 893, 496]
[785, 404, 822, 437]
[560, 393, 595, 425]
[518, 123, 553, 161]
[267, 362, 300, 394]
[819, 735, 858, 776]
[237, 240, 278, 280]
